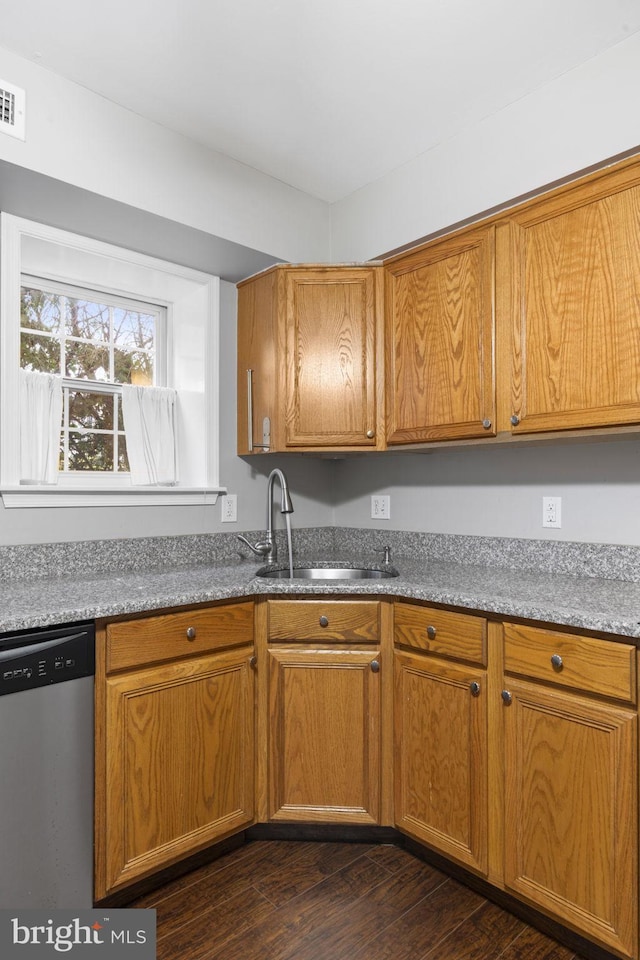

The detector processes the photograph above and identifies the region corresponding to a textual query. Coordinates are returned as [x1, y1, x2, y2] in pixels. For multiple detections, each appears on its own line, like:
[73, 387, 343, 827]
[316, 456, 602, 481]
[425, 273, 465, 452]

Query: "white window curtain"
[19, 369, 63, 484]
[121, 385, 178, 486]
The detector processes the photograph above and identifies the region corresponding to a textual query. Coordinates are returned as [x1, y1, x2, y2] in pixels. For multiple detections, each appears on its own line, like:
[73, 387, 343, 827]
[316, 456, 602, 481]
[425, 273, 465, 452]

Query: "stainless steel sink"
[255, 565, 399, 580]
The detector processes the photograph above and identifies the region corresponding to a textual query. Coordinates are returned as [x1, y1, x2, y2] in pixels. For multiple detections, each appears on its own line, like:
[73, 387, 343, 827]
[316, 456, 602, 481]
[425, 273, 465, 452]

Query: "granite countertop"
[3, 550, 640, 640]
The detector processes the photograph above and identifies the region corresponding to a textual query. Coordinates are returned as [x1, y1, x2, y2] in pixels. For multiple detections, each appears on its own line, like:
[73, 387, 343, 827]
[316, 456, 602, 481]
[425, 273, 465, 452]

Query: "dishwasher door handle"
[0, 631, 90, 662]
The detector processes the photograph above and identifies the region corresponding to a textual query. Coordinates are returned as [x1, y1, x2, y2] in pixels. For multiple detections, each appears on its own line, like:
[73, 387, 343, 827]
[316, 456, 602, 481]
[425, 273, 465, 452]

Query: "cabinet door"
[502, 679, 637, 957]
[268, 647, 380, 822]
[284, 268, 381, 447]
[394, 650, 488, 875]
[385, 225, 495, 443]
[503, 166, 640, 434]
[102, 647, 255, 895]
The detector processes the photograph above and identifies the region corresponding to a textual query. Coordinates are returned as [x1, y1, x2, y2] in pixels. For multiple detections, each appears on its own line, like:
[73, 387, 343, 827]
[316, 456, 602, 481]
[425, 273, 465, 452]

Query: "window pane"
[118, 435, 130, 473]
[21, 287, 63, 333]
[67, 431, 114, 472]
[20, 331, 61, 373]
[66, 297, 109, 341]
[65, 340, 110, 381]
[68, 391, 114, 431]
[113, 308, 155, 351]
[114, 347, 154, 386]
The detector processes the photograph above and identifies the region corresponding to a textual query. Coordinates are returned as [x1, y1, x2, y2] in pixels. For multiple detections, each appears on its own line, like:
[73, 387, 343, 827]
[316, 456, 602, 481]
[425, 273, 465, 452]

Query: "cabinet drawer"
[267, 600, 379, 642]
[394, 602, 486, 666]
[503, 622, 636, 703]
[106, 602, 254, 672]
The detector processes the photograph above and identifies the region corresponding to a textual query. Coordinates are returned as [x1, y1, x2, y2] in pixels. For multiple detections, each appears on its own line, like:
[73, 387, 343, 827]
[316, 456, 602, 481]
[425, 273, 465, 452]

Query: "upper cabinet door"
[384, 225, 496, 444]
[502, 165, 640, 434]
[284, 268, 382, 447]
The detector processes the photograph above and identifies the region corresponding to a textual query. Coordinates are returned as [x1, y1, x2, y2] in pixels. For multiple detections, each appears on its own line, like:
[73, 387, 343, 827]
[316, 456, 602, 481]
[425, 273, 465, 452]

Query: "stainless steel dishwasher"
[0, 621, 95, 909]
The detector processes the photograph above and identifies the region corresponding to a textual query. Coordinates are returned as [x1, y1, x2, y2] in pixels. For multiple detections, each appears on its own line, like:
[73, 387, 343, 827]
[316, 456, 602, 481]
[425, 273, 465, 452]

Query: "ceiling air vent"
[0, 80, 25, 140]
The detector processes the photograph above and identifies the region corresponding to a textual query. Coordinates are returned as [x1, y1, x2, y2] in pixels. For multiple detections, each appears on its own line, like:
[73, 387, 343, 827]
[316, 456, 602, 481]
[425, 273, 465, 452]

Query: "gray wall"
[333, 440, 640, 546]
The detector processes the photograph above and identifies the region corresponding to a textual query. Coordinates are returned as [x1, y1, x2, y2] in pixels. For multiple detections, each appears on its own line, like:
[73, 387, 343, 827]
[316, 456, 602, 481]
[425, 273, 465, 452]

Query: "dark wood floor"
[130, 840, 587, 960]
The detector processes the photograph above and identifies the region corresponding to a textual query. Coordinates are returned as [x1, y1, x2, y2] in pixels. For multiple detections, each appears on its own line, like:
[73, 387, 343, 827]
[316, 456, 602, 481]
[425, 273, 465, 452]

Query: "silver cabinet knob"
[426, 625, 436, 640]
[501, 690, 513, 705]
[510, 415, 520, 426]
[482, 419, 492, 430]
[319, 615, 329, 627]
[186, 627, 196, 640]
[370, 659, 380, 673]
[551, 654, 563, 670]
[366, 429, 375, 439]
[249, 655, 257, 668]
[470, 681, 481, 697]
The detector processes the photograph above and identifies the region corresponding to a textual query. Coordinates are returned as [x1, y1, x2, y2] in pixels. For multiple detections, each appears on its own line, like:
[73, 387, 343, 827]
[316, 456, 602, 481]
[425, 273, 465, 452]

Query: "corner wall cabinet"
[237, 264, 384, 453]
[94, 602, 256, 899]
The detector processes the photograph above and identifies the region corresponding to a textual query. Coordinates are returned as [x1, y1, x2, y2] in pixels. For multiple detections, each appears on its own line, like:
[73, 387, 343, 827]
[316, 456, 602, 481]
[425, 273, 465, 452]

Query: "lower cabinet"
[394, 603, 488, 875]
[263, 599, 386, 824]
[95, 602, 256, 899]
[394, 650, 487, 874]
[501, 622, 638, 958]
[267, 646, 381, 822]
[393, 604, 639, 959]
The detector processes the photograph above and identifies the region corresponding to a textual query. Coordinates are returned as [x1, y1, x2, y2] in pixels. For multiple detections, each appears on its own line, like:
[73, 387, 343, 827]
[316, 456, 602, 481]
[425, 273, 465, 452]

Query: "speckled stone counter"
[3, 529, 640, 639]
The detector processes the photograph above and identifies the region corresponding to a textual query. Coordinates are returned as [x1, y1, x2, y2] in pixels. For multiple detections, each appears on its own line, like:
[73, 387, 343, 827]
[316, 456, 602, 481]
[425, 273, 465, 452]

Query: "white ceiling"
[1, 0, 639, 203]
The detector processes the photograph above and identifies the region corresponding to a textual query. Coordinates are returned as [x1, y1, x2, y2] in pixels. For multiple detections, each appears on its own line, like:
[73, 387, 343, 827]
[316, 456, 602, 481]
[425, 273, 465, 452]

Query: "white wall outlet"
[542, 496, 562, 529]
[371, 494, 391, 520]
[221, 494, 237, 523]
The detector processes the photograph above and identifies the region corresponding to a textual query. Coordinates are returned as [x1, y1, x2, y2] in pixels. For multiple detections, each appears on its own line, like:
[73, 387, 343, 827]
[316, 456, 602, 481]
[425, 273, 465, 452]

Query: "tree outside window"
[20, 280, 161, 474]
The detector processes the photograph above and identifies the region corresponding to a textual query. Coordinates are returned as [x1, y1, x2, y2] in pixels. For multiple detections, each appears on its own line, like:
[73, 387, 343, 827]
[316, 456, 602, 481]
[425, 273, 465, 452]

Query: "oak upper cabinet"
[237, 264, 384, 453]
[499, 161, 640, 435]
[95, 602, 256, 899]
[394, 602, 488, 875]
[384, 224, 496, 444]
[500, 622, 638, 958]
[264, 599, 384, 824]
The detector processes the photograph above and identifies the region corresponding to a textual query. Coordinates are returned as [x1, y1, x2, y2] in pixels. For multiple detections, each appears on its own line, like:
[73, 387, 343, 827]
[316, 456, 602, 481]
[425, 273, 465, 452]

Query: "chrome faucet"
[238, 468, 294, 564]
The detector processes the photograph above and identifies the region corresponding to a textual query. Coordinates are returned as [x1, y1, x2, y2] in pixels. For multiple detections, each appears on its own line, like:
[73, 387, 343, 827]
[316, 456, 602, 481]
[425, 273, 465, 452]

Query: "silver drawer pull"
[426, 625, 436, 640]
[501, 690, 513, 705]
[319, 616, 329, 628]
[470, 681, 481, 697]
[370, 660, 380, 673]
[551, 653, 563, 670]
[186, 627, 196, 640]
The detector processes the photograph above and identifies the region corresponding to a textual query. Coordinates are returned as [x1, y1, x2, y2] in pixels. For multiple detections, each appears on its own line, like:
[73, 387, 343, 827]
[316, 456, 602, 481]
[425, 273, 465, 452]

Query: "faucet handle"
[377, 545, 392, 564]
[237, 535, 272, 559]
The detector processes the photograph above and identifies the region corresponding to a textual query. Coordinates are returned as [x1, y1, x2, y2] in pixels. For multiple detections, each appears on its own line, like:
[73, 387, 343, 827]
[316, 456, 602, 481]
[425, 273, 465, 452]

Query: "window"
[21, 277, 164, 475]
[1, 215, 222, 507]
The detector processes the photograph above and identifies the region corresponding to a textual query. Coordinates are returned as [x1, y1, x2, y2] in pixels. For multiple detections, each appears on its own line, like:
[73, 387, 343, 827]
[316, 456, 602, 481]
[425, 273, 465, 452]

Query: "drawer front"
[503, 622, 636, 703]
[394, 602, 486, 665]
[107, 602, 254, 672]
[267, 600, 380, 642]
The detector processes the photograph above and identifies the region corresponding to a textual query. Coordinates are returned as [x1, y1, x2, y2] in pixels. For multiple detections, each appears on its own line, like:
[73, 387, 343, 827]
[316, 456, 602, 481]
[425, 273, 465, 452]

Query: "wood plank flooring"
[130, 840, 588, 960]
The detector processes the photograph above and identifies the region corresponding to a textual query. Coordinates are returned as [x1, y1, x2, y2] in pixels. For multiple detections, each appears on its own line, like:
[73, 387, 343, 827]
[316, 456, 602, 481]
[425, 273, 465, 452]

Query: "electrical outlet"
[371, 495, 391, 520]
[542, 496, 561, 529]
[221, 494, 237, 523]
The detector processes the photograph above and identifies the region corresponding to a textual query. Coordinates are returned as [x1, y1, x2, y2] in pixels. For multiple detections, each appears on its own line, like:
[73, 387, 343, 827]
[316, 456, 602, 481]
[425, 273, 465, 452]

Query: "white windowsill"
[1, 487, 224, 508]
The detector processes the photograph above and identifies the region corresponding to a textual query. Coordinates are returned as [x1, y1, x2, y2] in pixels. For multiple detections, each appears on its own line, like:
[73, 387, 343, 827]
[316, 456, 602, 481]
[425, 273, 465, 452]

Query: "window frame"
[1, 214, 222, 507]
